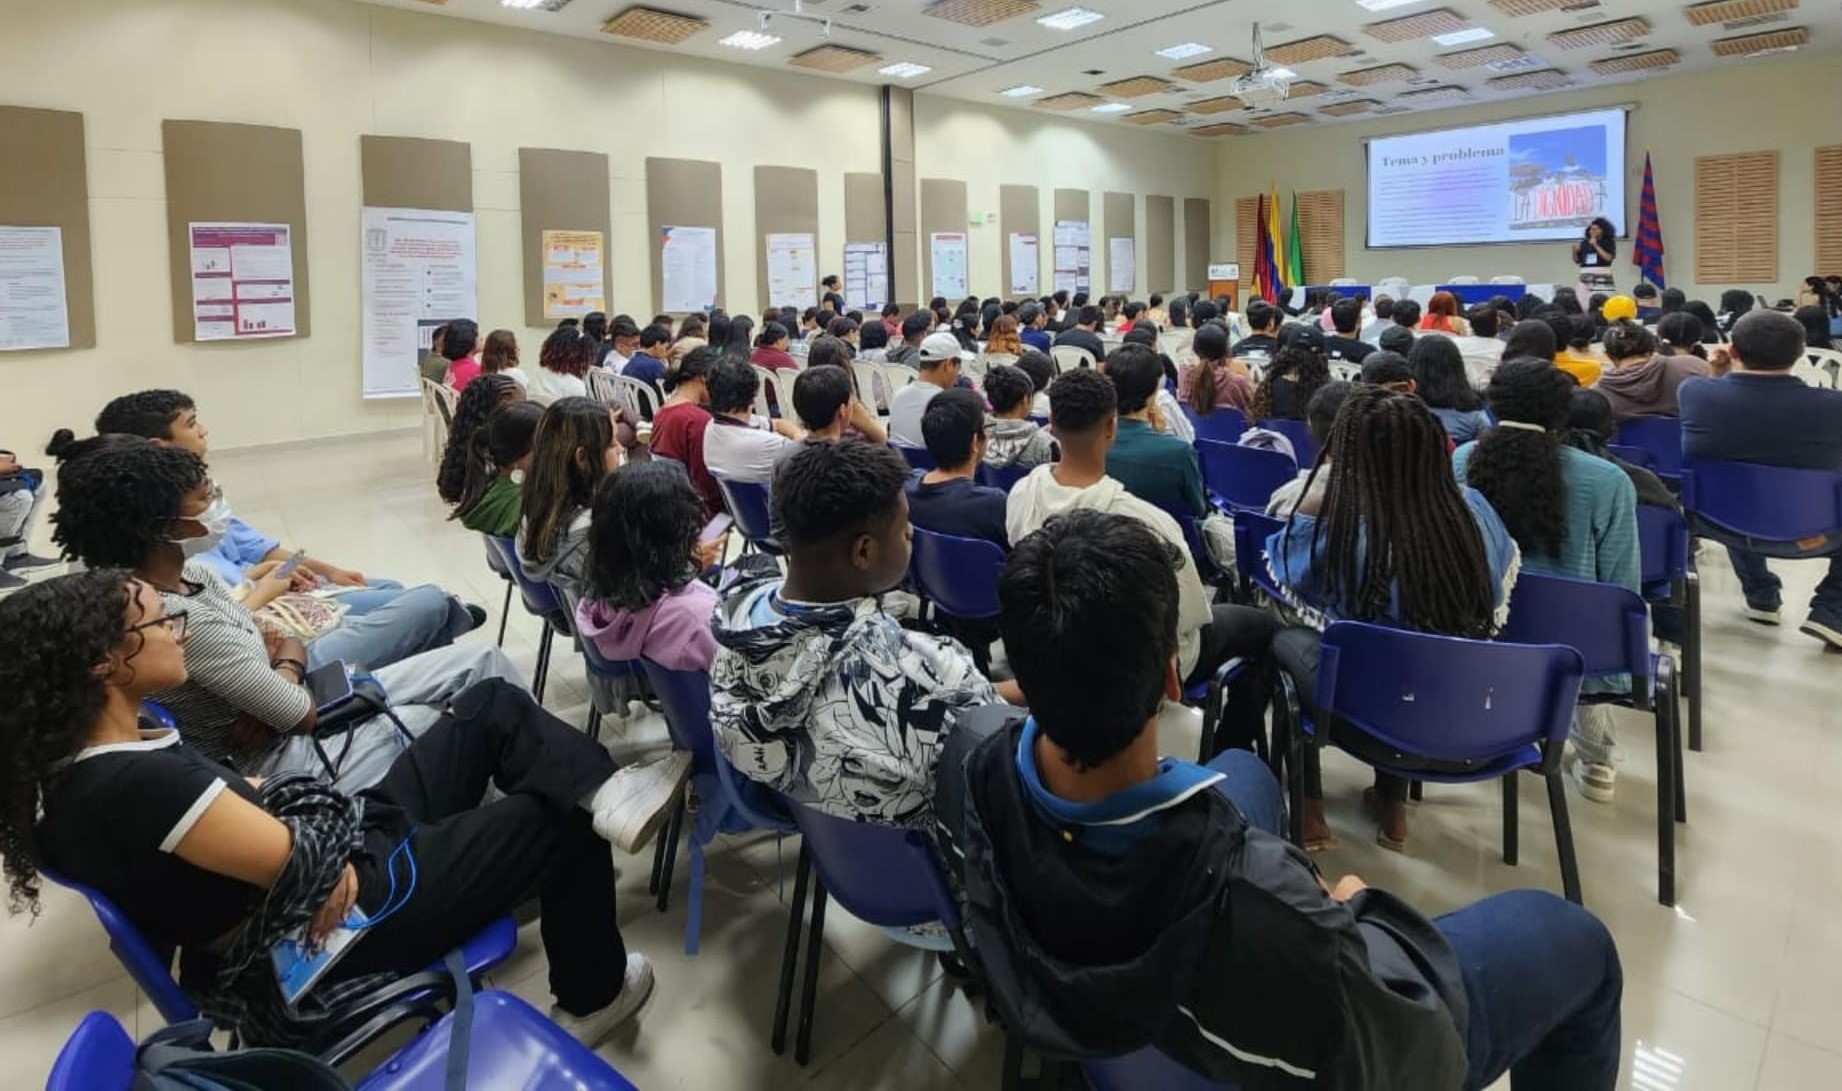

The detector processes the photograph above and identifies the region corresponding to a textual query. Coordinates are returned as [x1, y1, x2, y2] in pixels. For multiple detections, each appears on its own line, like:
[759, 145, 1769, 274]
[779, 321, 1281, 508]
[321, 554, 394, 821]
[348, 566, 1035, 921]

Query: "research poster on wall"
[1008, 232, 1039, 296]
[0, 225, 70, 352]
[360, 206, 477, 399]
[842, 241, 887, 311]
[1053, 220, 1090, 297]
[1108, 237, 1136, 294]
[930, 232, 968, 300]
[189, 222, 295, 342]
[765, 232, 817, 310]
[661, 225, 718, 313]
[541, 229, 606, 319]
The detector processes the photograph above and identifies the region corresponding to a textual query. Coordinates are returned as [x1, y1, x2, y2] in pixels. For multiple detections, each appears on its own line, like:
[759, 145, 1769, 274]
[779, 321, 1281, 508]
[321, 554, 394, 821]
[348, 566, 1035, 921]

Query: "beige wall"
[1215, 52, 1842, 304]
[912, 96, 1220, 302]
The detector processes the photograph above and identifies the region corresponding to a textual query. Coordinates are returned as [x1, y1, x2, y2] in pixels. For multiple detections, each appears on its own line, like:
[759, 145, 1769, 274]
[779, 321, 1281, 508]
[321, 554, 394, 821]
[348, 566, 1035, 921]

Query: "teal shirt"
[1106, 418, 1209, 522]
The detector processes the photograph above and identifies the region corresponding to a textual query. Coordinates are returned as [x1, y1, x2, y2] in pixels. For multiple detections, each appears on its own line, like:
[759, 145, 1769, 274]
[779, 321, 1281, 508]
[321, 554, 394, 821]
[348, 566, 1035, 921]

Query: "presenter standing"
[1573, 217, 1617, 299]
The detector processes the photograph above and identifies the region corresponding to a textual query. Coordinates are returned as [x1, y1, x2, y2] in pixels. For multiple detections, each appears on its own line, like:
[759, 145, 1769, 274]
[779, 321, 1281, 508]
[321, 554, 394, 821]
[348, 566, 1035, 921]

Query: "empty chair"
[484, 535, 570, 700]
[713, 473, 783, 555]
[1181, 405, 1248, 446]
[1490, 275, 1526, 285]
[1051, 344, 1098, 373]
[909, 527, 1006, 622]
[1196, 439, 1296, 514]
[1637, 504, 1703, 752]
[1376, 276, 1412, 298]
[1448, 275, 1482, 286]
[1612, 417, 1684, 480]
[1328, 277, 1361, 288]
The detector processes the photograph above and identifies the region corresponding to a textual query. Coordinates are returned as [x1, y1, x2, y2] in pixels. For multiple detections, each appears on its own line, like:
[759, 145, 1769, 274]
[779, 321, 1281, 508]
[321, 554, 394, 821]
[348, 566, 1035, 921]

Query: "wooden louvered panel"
[1235, 196, 1259, 279]
[1296, 190, 1346, 283]
[1816, 147, 1842, 276]
[1694, 152, 1778, 285]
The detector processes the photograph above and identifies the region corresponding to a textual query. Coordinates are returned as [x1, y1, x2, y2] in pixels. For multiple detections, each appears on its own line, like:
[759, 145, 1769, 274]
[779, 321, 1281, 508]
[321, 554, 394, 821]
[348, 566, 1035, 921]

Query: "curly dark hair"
[770, 439, 908, 552]
[539, 324, 595, 378]
[583, 462, 704, 612]
[1045, 367, 1117, 435]
[0, 569, 135, 916]
[49, 436, 207, 568]
[983, 364, 1034, 415]
[437, 374, 521, 504]
[94, 390, 194, 440]
[1465, 358, 1576, 560]
[1250, 344, 1331, 423]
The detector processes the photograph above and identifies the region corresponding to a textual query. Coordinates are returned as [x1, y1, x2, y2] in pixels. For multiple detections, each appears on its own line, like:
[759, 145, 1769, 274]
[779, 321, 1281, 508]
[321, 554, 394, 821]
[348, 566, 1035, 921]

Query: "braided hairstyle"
[437, 374, 521, 504]
[0, 569, 135, 916]
[1249, 343, 1330, 423]
[1464, 358, 1576, 560]
[47, 434, 207, 569]
[451, 401, 542, 524]
[1284, 386, 1498, 636]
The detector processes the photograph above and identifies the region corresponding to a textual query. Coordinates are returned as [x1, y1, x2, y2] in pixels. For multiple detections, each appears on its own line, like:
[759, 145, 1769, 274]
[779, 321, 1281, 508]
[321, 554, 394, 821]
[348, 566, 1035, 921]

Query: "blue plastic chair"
[1614, 417, 1684, 480]
[1258, 417, 1318, 468]
[713, 473, 784, 556]
[1679, 458, 1842, 545]
[484, 534, 569, 701]
[1231, 510, 1286, 603]
[1082, 1046, 1238, 1091]
[1181, 405, 1248, 446]
[639, 659, 794, 955]
[976, 460, 1038, 492]
[1278, 621, 1587, 904]
[909, 527, 1006, 621]
[1196, 440, 1299, 514]
[481, 536, 515, 647]
[1637, 504, 1703, 752]
[1499, 573, 1686, 906]
[772, 799, 968, 1066]
[569, 594, 647, 739]
[45, 1011, 138, 1091]
[892, 443, 935, 472]
[1607, 443, 1656, 471]
[1154, 500, 1227, 588]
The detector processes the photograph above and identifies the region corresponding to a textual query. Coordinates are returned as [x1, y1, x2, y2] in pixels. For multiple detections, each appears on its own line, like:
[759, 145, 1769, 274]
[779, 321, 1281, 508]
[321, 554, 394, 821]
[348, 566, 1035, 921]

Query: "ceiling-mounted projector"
[1231, 22, 1292, 106]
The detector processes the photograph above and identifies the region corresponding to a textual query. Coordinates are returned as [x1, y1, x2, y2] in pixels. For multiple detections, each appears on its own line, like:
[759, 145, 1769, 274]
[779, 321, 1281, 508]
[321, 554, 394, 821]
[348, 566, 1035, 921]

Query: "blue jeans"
[329, 578, 407, 617]
[1723, 544, 1842, 622]
[1207, 753, 1623, 1091]
[308, 583, 473, 673]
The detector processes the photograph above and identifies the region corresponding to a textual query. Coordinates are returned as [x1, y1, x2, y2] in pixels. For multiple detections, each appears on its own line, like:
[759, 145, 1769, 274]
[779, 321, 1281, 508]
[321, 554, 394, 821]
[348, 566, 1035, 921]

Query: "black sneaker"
[464, 603, 489, 632]
[0, 569, 25, 590]
[3, 553, 58, 571]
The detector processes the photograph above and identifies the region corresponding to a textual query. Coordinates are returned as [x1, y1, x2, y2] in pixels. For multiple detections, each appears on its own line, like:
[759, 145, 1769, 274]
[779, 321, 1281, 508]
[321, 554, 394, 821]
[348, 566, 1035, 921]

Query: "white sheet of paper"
[661, 225, 718, 314]
[0, 226, 70, 352]
[360, 207, 477, 399]
[1008, 233, 1039, 296]
[765, 231, 817, 310]
[1109, 237, 1136, 293]
[930, 232, 968, 300]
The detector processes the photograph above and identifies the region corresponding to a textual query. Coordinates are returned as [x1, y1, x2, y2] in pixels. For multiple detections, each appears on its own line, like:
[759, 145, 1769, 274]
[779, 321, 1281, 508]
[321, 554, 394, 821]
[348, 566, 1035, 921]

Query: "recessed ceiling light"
[719, 29, 781, 50]
[1355, 0, 1421, 10]
[1038, 8, 1105, 31]
[501, 0, 547, 8]
[1269, 66, 1298, 79]
[1157, 42, 1214, 60]
[1001, 84, 1045, 97]
[1431, 27, 1495, 47]
[1090, 102, 1132, 113]
[879, 61, 933, 78]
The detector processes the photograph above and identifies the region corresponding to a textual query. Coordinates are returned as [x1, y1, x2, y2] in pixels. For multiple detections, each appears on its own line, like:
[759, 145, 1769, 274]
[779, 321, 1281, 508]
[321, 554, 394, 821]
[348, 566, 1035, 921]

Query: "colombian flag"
[1264, 183, 1286, 300]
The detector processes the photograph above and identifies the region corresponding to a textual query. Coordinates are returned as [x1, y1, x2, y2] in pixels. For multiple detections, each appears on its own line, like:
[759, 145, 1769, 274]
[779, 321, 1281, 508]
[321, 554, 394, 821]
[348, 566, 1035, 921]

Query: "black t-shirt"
[1230, 334, 1278, 358]
[1325, 335, 1375, 363]
[38, 731, 265, 948]
[1575, 239, 1615, 268]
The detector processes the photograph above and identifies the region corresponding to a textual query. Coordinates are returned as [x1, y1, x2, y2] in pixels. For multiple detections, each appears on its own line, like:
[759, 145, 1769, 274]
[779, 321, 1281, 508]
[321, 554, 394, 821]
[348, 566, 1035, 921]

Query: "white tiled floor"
[4, 429, 1840, 1089]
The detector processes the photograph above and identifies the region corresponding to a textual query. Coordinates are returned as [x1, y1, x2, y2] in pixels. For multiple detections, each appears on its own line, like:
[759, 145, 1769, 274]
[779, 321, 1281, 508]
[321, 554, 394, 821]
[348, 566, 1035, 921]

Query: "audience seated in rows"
[1250, 330, 1331, 422]
[1052, 305, 1108, 363]
[518, 397, 619, 602]
[888, 335, 965, 448]
[0, 446, 52, 590]
[700, 358, 802, 485]
[1411, 337, 1493, 444]
[1103, 345, 1209, 523]
[1596, 320, 1711, 419]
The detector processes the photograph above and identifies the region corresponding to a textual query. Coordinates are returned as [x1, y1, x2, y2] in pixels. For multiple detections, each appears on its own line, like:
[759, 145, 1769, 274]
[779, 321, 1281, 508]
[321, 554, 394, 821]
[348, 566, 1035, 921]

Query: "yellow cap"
[1602, 295, 1638, 322]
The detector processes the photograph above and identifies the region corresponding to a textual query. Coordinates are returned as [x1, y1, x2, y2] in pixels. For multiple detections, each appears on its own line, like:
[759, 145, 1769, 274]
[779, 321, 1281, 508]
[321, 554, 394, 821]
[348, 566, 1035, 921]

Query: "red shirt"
[650, 402, 720, 515]
[749, 346, 799, 372]
[447, 357, 481, 392]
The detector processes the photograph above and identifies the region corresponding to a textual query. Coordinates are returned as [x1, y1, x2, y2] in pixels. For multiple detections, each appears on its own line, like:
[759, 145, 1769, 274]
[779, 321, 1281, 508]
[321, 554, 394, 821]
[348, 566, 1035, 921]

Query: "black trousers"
[333, 679, 627, 1016]
[1188, 604, 1283, 757]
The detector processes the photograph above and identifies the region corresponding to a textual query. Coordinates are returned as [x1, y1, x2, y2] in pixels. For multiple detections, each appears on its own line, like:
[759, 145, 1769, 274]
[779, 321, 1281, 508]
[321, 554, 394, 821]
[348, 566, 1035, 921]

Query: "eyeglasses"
[127, 610, 188, 643]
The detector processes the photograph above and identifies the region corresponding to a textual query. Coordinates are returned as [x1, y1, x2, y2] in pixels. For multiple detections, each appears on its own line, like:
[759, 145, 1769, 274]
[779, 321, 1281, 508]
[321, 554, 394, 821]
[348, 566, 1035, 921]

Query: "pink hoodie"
[574, 580, 719, 672]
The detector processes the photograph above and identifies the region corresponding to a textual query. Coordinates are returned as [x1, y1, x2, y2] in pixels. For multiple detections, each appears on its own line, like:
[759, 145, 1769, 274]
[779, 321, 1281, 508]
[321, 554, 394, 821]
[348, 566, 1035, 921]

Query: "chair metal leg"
[647, 812, 668, 896]
[1655, 697, 1677, 908]
[495, 582, 512, 647]
[1686, 571, 1703, 751]
[1501, 773, 1519, 866]
[771, 847, 812, 1056]
[1673, 687, 1688, 825]
[654, 795, 684, 913]
[585, 706, 601, 739]
[794, 882, 829, 1066]
[532, 627, 554, 703]
[686, 836, 706, 957]
[1197, 678, 1219, 763]
[1546, 771, 1584, 906]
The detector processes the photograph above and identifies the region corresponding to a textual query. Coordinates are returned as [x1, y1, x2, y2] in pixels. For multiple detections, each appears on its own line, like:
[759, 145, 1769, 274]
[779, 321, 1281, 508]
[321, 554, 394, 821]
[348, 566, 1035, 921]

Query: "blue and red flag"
[1633, 152, 1666, 290]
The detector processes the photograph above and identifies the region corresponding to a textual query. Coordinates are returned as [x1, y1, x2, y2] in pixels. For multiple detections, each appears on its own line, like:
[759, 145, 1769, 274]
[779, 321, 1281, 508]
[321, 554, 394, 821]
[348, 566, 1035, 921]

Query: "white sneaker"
[1800, 617, 1842, 651]
[549, 953, 655, 1047]
[1567, 755, 1616, 804]
[1744, 604, 1783, 626]
[589, 751, 690, 854]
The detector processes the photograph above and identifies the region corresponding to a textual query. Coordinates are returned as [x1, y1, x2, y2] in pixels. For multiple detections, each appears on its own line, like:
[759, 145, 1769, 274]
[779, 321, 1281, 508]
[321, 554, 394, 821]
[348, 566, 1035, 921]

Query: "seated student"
[824, 316, 860, 355]
[888, 334, 965, 448]
[711, 440, 997, 829]
[1145, 292, 1170, 329]
[1010, 350, 1053, 421]
[519, 397, 620, 602]
[1120, 324, 1197, 446]
[1323, 298, 1376, 364]
[1504, 317, 1561, 369]
[1017, 302, 1053, 353]
[1634, 282, 1663, 324]
[1456, 360, 1640, 803]
[1452, 304, 1508, 388]
[933, 511, 1624, 1091]
[1268, 387, 1519, 850]
[526, 321, 595, 406]
[0, 447, 53, 590]
[982, 363, 1057, 471]
[0, 571, 693, 1049]
[1115, 300, 1147, 335]
[452, 401, 543, 537]
[1359, 351, 1416, 394]
[479, 329, 528, 388]
[601, 315, 642, 374]
[1419, 291, 1470, 336]
[48, 437, 519, 795]
[886, 311, 932, 368]
[1681, 311, 1842, 647]
[1052, 304, 1109, 363]
[1599, 294, 1637, 328]
[1360, 295, 1394, 342]
[1103, 345, 1208, 523]
[1566, 389, 1677, 511]
[1388, 298, 1423, 341]
[669, 313, 708, 364]
[749, 321, 800, 373]
[1179, 322, 1256, 418]
[94, 391, 483, 659]
[437, 374, 525, 508]
[577, 461, 726, 673]
[856, 318, 891, 364]
[1249, 333, 1331, 422]
[1595, 319, 1710, 419]
[879, 302, 903, 340]
[1376, 324, 1417, 359]
[702, 358, 803, 484]
[1550, 314, 1605, 387]
[622, 324, 673, 410]
[983, 314, 1025, 360]
[1412, 336, 1493, 444]
[1229, 298, 1282, 359]
[440, 318, 483, 392]
[905, 389, 1009, 550]
[1009, 369, 1279, 746]
[419, 323, 451, 383]
[1267, 380, 1354, 518]
[792, 356, 886, 443]
[649, 345, 721, 515]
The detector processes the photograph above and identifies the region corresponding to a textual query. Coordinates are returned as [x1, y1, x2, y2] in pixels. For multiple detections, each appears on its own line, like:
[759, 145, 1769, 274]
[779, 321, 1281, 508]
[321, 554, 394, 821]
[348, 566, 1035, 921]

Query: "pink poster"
[189, 222, 296, 341]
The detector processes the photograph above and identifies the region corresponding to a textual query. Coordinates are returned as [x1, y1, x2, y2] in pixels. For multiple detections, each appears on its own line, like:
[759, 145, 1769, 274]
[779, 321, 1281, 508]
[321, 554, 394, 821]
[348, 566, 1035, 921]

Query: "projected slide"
[1367, 107, 1627, 248]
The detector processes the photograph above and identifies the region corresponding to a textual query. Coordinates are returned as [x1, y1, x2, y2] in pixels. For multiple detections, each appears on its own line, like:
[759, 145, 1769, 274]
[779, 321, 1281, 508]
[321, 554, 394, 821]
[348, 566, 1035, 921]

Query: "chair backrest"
[1489, 275, 1526, 285]
[586, 368, 624, 410]
[783, 798, 962, 930]
[1258, 418, 1318, 468]
[638, 659, 718, 774]
[909, 527, 1006, 621]
[1680, 458, 1842, 543]
[485, 534, 568, 623]
[1051, 344, 1096, 373]
[1197, 439, 1297, 513]
[1081, 1046, 1237, 1091]
[1328, 277, 1360, 288]
[1315, 621, 1585, 763]
[1376, 277, 1411, 297]
[617, 375, 663, 421]
[976, 460, 1037, 492]
[893, 443, 935, 473]
[1448, 275, 1481, 286]
[47, 1010, 136, 1091]
[748, 365, 778, 419]
[41, 870, 197, 1023]
[1635, 504, 1690, 593]
[877, 364, 919, 401]
[850, 361, 883, 410]
[353, 990, 641, 1091]
[1182, 405, 1248, 446]
[420, 378, 455, 427]
[1328, 362, 1361, 383]
[1499, 573, 1653, 686]
[1612, 416, 1683, 476]
[713, 473, 778, 548]
[1805, 347, 1842, 389]
[1153, 501, 1223, 584]
[1232, 510, 1284, 584]
[1605, 443, 1655, 470]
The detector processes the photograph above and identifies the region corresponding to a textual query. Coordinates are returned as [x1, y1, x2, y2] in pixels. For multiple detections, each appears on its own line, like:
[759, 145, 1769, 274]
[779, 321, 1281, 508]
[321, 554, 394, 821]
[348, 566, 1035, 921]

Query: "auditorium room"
[3, 0, 1842, 1087]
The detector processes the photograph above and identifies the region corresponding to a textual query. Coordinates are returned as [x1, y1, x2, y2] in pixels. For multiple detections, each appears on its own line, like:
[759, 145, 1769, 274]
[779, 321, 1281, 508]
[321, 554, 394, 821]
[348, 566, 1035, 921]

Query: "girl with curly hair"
[0, 569, 674, 1047]
[1249, 341, 1331, 423]
[436, 374, 523, 506]
[525, 322, 595, 407]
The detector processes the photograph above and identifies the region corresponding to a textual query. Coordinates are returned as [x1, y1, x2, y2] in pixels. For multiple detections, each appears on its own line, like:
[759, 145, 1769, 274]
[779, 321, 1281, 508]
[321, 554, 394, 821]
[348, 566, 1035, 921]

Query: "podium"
[1206, 263, 1240, 312]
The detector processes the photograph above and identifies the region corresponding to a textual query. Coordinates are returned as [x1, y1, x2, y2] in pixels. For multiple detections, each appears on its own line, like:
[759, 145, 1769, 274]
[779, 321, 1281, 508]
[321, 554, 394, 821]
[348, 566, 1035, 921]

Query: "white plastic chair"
[1376, 277, 1411, 299]
[1797, 348, 1841, 389]
[748, 364, 779, 419]
[1329, 277, 1361, 288]
[1489, 275, 1526, 285]
[850, 362, 884, 412]
[618, 375, 663, 421]
[1448, 275, 1482, 286]
[420, 378, 455, 465]
[1330, 362, 1362, 383]
[1051, 345, 1097, 373]
[876, 364, 918, 403]
[587, 368, 621, 406]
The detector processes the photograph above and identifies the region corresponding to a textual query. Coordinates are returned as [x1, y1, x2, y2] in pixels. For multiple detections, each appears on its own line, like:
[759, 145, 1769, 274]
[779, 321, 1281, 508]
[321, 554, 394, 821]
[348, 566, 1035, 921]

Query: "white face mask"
[172, 495, 232, 556]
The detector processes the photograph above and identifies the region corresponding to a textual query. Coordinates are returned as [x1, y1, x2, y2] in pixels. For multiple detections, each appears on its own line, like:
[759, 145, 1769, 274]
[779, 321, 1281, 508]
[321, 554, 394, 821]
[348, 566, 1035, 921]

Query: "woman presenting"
[1573, 217, 1617, 299]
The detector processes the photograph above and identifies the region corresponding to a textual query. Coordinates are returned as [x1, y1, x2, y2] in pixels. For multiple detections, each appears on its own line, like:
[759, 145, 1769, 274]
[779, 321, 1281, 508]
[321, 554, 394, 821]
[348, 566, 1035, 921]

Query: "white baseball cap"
[919, 332, 969, 364]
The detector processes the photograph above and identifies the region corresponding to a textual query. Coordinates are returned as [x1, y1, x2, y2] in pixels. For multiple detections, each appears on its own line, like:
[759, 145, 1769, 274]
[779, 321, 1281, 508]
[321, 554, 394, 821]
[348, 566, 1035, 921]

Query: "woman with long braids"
[1267, 386, 1521, 851]
[0, 570, 676, 1049]
[452, 400, 543, 537]
[435, 374, 523, 506]
[1456, 358, 1640, 804]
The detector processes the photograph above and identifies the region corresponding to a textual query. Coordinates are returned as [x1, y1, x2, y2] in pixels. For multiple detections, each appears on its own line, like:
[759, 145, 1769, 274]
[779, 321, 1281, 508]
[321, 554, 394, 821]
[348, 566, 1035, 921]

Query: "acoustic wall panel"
[1146, 195, 1176, 295]
[919, 177, 967, 301]
[999, 183, 1040, 298]
[1104, 191, 1136, 296]
[1183, 197, 1212, 292]
[645, 157, 724, 313]
[754, 165, 820, 312]
[519, 148, 611, 326]
[0, 105, 93, 349]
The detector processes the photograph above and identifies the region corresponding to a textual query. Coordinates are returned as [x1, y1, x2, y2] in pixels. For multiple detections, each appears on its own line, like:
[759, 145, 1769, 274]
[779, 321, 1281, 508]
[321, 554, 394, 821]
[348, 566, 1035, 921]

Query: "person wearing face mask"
[45, 434, 521, 795]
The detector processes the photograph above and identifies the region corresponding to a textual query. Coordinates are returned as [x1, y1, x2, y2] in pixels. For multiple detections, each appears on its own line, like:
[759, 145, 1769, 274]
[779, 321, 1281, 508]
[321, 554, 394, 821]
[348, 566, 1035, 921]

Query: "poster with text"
[661, 225, 718, 314]
[1008, 233, 1039, 296]
[0, 226, 70, 352]
[361, 207, 477, 399]
[929, 232, 968, 300]
[190, 222, 295, 342]
[1108, 237, 1136, 293]
[541, 229, 605, 319]
[842, 242, 887, 310]
[1053, 220, 1091, 297]
[766, 232, 817, 310]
